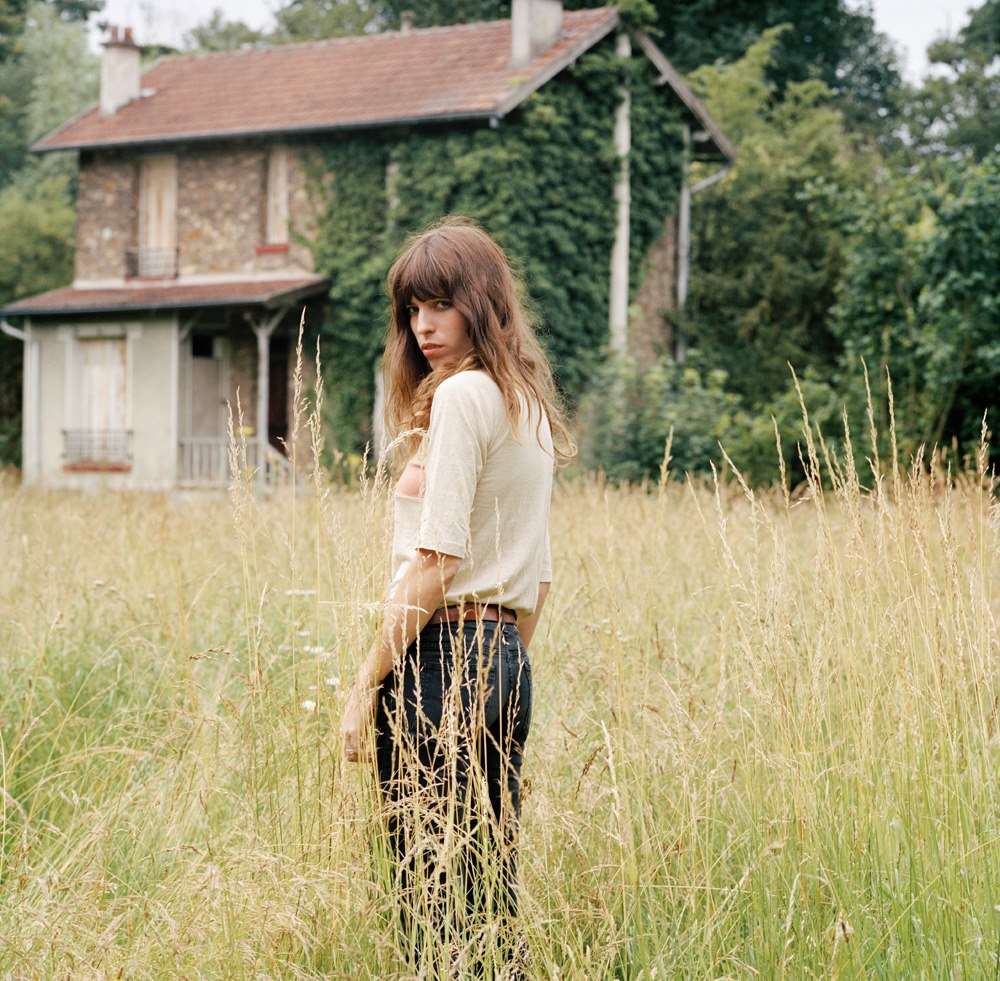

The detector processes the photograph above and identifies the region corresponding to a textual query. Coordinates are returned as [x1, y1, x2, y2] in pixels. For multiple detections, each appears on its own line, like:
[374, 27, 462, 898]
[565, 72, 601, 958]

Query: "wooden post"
[248, 308, 285, 494]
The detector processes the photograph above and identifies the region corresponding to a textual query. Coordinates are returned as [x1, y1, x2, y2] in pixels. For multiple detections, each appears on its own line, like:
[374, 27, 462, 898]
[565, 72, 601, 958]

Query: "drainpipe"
[675, 127, 729, 363]
[1, 317, 25, 342]
[608, 30, 631, 356]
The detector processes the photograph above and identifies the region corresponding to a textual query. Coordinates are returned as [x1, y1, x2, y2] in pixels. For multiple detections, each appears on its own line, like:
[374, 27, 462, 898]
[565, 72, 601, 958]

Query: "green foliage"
[183, 8, 267, 51]
[832, 157, 1000, 464]
[0, 55, 32, 185]
[628, 52, 684, 295]
[310, 40, 683, 448]
[272, 0, 381, 41]
[0, 172, 75, 467]
[308, 135, 392, 452]
[377, 0, 506, 28]
[828, 177, 926, 455]
[20, 1, 98, 146]
[904, 0, 1000, 160]
[646, 0, 901, 132]
[577, 352, 846, 486]
[0, 3, 95, 466]
[0, 171, 75, 304]
[577, 353, 742, 482]
[918, 160, 1000, 448]
[684, 29, 862, 404]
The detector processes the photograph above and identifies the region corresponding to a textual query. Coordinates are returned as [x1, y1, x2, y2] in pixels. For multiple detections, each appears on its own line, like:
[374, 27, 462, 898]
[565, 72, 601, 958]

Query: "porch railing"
[178, 438, 294, 491]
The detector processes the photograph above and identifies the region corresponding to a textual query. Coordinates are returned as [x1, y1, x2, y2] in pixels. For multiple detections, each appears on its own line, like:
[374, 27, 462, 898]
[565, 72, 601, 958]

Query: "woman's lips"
[421, 345, 444, 357]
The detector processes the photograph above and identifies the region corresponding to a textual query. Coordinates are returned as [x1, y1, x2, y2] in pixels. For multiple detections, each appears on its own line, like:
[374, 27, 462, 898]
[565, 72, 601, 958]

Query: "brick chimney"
[100, 26, 141, 117]
[510, 0, 563, 68]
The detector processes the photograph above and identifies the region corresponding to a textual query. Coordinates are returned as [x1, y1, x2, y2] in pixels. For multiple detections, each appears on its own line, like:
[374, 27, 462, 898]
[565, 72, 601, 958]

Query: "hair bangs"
[390, 239, 461, 308]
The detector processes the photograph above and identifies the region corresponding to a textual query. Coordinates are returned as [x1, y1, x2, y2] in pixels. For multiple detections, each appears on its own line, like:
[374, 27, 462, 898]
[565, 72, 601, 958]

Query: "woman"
[341, 217, 573, 975]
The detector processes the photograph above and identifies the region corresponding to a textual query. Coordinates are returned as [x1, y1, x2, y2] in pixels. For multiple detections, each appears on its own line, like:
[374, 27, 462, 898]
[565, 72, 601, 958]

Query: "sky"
[88, 0, 978, 83]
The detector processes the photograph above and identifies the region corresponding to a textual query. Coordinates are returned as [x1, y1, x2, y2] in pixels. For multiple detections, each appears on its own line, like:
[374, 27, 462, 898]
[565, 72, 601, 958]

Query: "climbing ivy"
[308, 36, 685, 451]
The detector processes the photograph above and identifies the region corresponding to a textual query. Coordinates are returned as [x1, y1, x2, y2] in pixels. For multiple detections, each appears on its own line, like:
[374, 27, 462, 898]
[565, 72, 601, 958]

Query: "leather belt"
[426, 603, 517, 626]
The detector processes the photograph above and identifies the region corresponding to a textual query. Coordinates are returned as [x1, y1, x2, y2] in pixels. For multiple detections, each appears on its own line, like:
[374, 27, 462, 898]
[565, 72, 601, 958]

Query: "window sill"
[256, 243, 290, 255]
[64, 462, 132, 473]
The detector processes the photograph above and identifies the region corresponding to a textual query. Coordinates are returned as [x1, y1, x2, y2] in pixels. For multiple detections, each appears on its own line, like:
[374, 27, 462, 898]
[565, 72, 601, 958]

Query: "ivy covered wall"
[307, 36, 685, 450]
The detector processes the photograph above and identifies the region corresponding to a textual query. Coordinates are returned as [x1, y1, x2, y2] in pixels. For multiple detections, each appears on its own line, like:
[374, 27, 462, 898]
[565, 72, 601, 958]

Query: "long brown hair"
[383, 216, 575, 462]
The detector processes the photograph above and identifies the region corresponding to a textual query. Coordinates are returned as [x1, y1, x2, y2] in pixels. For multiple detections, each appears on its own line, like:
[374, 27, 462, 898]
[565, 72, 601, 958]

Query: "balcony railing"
[126, 247, 178, 279]
[63, 429, 132, 471]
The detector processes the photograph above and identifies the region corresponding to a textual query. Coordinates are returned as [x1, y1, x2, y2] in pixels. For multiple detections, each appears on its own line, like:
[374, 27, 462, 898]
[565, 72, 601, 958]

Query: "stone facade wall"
[178, 145, 265, 276]
[74, 141, 320, 282]
[632, 215, 678, 363]
[75, 151, 137, 281]
[227, 328, 258, 428]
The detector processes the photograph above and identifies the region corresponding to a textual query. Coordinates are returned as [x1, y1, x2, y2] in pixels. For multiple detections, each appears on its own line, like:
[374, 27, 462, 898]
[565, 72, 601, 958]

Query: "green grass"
[2, 426, 1000, 976]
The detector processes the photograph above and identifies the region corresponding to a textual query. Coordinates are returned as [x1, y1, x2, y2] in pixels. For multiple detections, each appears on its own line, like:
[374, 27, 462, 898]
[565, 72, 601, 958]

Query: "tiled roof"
[0, 277, 329, 316]
[34, 9, 619, 152]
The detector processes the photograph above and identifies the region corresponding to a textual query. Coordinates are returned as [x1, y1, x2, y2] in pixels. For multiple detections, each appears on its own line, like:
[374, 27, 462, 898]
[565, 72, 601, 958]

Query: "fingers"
[342, 724, 374, 763]
[343, 737, 373, 764]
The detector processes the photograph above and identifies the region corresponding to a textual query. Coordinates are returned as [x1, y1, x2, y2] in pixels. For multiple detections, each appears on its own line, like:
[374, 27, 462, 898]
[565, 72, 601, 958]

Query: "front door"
[181, 332, 228, 485]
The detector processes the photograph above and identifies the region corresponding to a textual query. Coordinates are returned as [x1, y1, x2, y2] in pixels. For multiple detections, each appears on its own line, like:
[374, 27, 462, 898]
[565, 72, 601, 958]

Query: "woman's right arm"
[516, 581, 550, 650]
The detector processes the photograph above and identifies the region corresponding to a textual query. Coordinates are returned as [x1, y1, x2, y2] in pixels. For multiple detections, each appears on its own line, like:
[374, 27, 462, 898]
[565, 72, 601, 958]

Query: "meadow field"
[2, 423, 1000, 978]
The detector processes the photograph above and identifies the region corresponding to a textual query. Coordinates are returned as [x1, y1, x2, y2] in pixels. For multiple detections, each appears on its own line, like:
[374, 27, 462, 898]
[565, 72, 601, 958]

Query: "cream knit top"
[390, 370, 553, 620]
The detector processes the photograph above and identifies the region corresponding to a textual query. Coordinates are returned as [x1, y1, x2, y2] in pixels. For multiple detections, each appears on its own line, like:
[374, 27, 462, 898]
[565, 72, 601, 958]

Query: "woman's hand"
[342, 550, 459, 763]
[341, 683, 377, 763]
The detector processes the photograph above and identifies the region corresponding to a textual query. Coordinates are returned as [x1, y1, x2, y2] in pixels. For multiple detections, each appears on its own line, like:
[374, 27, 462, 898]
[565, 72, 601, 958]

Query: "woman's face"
[407, 296, 474, 368]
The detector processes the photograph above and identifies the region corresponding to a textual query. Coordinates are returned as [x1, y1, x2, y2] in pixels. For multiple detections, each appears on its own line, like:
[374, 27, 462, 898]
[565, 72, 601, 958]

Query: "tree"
[903, 0, 1000, 159]
[184, 9, 266, 51]
[683, 28, 868, 403]
[643, 0, 902, 134]
[377, 1, 505, 28]
[831, 158, 1000, 462]
[272, 0, 382, 41]
[0, 3, 98, 466]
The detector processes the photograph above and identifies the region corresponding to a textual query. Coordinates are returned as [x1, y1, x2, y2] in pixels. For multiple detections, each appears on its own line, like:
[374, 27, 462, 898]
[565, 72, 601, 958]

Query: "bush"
[577, 353, 742, 483]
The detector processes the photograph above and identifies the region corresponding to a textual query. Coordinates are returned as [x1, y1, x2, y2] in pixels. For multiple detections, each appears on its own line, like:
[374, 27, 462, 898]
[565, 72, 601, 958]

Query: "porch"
[2, 275, 328, 490]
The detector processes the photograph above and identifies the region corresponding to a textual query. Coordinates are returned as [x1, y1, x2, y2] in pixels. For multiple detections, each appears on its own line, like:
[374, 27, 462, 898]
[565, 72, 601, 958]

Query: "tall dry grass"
[1, 386, 999, 976]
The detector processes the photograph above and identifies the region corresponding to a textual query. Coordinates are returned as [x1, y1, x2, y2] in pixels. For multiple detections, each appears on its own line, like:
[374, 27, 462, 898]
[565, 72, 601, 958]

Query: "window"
[135, 154, 177, 277]
[265, 145, 289, 246]
[64, 336, 131, 470]
[191, 333, 215, 359]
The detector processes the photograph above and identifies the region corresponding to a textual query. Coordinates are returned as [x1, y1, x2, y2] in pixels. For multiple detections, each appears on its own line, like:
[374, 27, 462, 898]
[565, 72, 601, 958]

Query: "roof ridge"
[149, 6, 613, 66]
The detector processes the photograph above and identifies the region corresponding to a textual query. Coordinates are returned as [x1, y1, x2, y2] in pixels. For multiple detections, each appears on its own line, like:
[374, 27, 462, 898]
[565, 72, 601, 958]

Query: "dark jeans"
[375, 618, 532, 974]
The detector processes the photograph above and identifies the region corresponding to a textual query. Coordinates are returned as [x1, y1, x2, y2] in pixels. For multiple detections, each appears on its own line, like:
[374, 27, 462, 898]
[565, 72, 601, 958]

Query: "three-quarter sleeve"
[416, 374, 497, 559]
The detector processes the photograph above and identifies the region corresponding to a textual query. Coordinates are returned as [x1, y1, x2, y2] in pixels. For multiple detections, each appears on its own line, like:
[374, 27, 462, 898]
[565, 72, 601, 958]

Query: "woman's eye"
[434, 299, 452, 310]
[405, 305, 417, 316]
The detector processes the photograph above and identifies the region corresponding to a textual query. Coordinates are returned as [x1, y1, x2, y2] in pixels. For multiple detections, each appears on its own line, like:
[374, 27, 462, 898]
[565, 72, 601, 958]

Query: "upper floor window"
[266, 146, 289, 247]
[135, 154, 178, 278]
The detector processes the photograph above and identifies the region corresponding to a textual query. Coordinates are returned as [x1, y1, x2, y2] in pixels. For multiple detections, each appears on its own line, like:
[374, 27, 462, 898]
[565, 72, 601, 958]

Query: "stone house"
[0, 0, 733, 490]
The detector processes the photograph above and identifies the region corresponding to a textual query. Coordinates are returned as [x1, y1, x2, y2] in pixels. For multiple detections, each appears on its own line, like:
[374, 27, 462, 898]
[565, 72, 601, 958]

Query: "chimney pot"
[510, 0, 563, 69]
